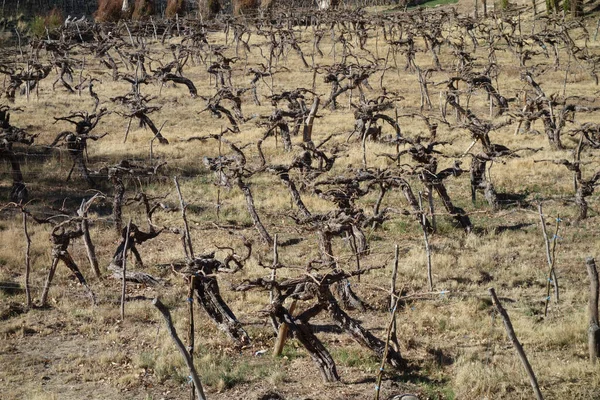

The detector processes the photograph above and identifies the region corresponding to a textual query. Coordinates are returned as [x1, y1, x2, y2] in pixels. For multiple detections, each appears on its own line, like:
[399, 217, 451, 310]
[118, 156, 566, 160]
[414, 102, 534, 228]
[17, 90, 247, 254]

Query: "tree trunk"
[323, 287, 404, 368]
[432, 180, 472, 233]
[193, 275, 250, 346]
[274, 303, 339, 382]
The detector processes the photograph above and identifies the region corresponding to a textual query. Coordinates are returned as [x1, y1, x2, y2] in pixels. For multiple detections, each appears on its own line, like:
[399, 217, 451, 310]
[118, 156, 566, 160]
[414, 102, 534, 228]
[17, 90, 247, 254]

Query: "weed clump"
[29, 7, 62, 37]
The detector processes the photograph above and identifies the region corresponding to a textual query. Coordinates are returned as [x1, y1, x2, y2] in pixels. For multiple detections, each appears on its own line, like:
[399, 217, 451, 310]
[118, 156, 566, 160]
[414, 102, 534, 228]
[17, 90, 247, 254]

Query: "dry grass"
[94, 0, 125, 22]
[233, 0, 260, 16]
[165, 0, 186, 18]
[132, 0, 155, 20]
[2, 3, 600, 400]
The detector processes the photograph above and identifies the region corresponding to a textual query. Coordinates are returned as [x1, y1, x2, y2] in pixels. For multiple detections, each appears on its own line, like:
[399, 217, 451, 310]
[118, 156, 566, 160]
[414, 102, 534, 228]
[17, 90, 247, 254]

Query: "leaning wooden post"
[23, 211, 32, 308]
[390, 244, 400, 351]
[489, 288, 544, 400]
[374, 296, 400, 400]
[187, 276, 196, 400]
[538, 204, 559, 307]
[120, 219, 132, 320]
[269, 234, 279, 332]
[390, 245, 399, 311]
[40, 256, 60, 307]
[419, 192, 433, 291]
[273, 300, 297, 357]
[543, 215, 561, 316]
[585, 257, 600, 363]
[270, 234, 278, 304]
[153, 298, 207, 400]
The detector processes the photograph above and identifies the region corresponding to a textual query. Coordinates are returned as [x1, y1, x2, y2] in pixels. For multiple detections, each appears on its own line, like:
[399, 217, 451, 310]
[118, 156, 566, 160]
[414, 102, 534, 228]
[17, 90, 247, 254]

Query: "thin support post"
[374, 296, 400, 400]
[489, 288, 544, 400]
[419, 192, 433, 291]
[153, 298, 207, 400]
[273, 300, 297, 356]
[538, 204, 559, 308]
[120, 219, 132, 320]
[187, 276, 196, 399]
[270, 234, 278, 305]
[585, 258, 600, 363]
[23, 212, 32, 308]
[390, 244, 399, 311]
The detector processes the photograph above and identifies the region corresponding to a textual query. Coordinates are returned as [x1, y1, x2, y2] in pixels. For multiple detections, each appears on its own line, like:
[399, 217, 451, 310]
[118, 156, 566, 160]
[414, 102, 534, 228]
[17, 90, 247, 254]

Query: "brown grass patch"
[166, 0, 186, 18]
[94, 0, 124, 22]
[132, 0, 155, 20]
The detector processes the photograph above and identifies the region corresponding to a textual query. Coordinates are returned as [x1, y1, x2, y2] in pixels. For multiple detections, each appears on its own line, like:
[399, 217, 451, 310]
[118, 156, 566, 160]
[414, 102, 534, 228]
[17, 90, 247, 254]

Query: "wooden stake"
[374, 296, 400, 400]
[585, 258, 600, 363]
[270, 234, 278, 305]
[153, 298, 207, 400]
[390, 245, 399, 311]
[273, 300, 297, 356]
[390, 244, 400, 351]
[216, 134, 223, 221]
[187, 276, 196, 400]
[120, 219, 131, 320]
[419, 192, 433, 291]
[23, 211, 32, 308]
[538, 204, 559, 307]
[40, 252, 59, 307]
[544, 212, 560, 316]
[489, 288, 544, 400]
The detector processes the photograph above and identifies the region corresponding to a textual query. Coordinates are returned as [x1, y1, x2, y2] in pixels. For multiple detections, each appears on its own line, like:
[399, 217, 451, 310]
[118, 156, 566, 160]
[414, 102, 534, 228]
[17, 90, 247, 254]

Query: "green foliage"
[383, 219, 411, 234]
[28, 16, 47, 38]
[28, 8, 62, 38]
[45, 7, 63, 30]
[422, 383, 456, 400]
[193, 351, 280, 390]
[330, 348, 379, 370]
[500, 0, 509, 9]
[281, 342, 303, 361]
